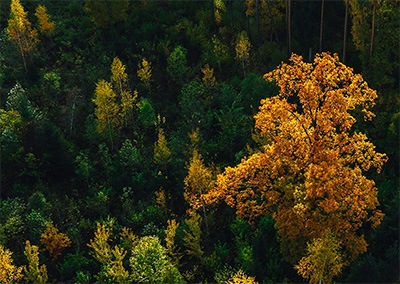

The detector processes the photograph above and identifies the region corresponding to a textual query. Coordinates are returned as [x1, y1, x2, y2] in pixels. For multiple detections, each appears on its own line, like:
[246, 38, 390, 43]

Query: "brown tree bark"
[343, 0, 349, 64]
[319, 0, 325, 53]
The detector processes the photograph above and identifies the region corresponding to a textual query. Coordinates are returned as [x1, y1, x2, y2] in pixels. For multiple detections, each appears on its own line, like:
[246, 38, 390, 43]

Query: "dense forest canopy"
[0, 0, 399, 283]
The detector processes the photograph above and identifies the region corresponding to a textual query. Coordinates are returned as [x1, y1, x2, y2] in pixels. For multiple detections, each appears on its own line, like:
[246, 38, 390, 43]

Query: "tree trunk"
[370, 0, 377, 57]
[343, 0, 349, 64]
[286, 0, 292, 56]
[256, 0, 261, 45]
[319, 0, 325, 53]
[265, 0, 282, 51]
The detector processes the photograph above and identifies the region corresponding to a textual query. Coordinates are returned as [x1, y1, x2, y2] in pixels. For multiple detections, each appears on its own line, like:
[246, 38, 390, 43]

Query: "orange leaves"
[35, 5, 55, 36]
[40, 223, 71, 260]
[196, 52, 386, 265]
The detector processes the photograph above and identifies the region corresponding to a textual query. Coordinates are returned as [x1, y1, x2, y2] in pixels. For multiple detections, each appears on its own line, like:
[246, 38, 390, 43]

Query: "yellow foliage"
[296, 230, 344, 284]
[92, 79, 120, 136]
[165, 219, 181, 264]
[197, 53, 387, 263]
[214, 0, 226, 25]
[35, 5, 55, 36]
[120, 227, 138, 252]
[23, 241, 48, 284]
[226, 270, 258, 284]
[40, 223, 71, 259]
[245, 0, 256, 17]
[154, 128, 172, 166]
[137, 58, 152, 88]
[201, 64, 216, 89]
[7, 0, 39, 54]
[111, 57, 128, 94]
[184, 150, 213, 205]
[235, 32, 251, 63]
[0, 109, 23, 133]
[87, 222, 112, 264]
[183, 212, 203, 259]
[107, 246, 130, 283]
[0, 245, 23, 284]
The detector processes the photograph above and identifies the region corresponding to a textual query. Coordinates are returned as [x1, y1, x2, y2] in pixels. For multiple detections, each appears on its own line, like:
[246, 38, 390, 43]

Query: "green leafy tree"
[129, 235, 184, 283]
[167, 45, 190, 84]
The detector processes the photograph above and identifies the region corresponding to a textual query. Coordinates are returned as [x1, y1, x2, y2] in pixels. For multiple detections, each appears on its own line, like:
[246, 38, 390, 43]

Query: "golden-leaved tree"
[195, 53, 387, 266]
[7, 0, 39, 71]
[0, 245, 23, 284]
[35, 4, 55, 37]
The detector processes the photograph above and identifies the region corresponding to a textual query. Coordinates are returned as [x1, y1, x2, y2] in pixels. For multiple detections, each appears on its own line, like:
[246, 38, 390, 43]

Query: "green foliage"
[167, 45, 190, 84]
[129, 235, 184, 283]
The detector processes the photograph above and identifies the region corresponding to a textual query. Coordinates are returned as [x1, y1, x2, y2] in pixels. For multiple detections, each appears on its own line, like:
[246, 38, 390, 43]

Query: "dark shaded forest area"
[0, 0, 399, 283]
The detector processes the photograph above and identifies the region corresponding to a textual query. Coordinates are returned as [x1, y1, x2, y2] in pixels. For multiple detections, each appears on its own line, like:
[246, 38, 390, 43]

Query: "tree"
[235, 31, 251, 77]
[226, 269, 258, 284]
[6, 0, 39, 71]
[111, 57, 136, 126]
[183, 212, 203, 260]
[167, 45, 190, 84]
[197, 53, 387, 264]
[35, 5, 55, 37]
[129, 235, 183, 283]
[201, 64, 216, 89]
[23, 241, 48, 284]
[212, 35, 229, 72]
[184, 150, 213, 233]
[296, 230, 344, 284]
[214, 0, 226, 25]
[92, 80, 120, 148]
[165, 219, 182, 265]
[137, 58, 153, 94]
[0, 245, 23, 284]
[40, 223, 71, 259]
[154, 128, 172, 168]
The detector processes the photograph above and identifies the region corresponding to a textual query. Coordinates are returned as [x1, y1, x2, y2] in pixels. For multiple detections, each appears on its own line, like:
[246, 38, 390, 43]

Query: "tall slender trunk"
[265, 0, 282, 51]
[286, 0, 292, 56]
[15, 29, 27, 72]
[370, 0, 377, 57]
[319, 0, 325, 53]
[343, 0, 349, 64]
[256, 0, 261, 45]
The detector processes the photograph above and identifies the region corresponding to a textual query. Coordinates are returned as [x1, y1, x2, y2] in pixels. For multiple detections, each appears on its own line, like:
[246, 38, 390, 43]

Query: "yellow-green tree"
[35, 4, 55, 37]
[154, 128, 172, 168]
[296, 230, 344, 284]
[87, 223, 130, 283]
[137, 58, 153, 94]
[111, 57, 136, 126]
[183, 212, 203, 260]
[197, 53, 387, 264]
[23, 241, 48, 284]
[92, 80, 120, 148]
[235, 31, 251, 77]
[165, 219, 182, 265]
[7, 0, 39, 71]
[214, 0, 226, 25]
[40, 223, 71, 259]
[0, 245, 23, 284]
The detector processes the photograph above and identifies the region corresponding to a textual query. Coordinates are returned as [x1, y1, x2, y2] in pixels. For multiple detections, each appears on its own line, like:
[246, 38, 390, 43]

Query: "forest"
[0, 0, 399, 283]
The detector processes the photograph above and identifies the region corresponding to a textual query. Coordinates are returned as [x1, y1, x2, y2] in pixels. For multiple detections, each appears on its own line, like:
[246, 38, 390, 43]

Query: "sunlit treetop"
[196, 52, 387, 263]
